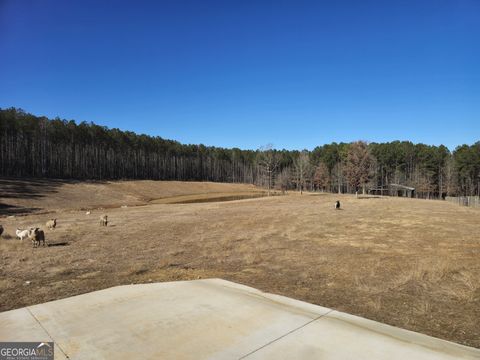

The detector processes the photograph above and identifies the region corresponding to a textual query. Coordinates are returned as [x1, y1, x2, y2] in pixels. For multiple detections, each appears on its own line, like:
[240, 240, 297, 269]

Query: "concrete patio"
[0, 279, 478, 359]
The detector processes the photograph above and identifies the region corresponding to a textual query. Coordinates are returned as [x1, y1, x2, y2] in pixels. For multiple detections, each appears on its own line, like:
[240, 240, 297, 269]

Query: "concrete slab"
[0, 308, 67, 359]
[0, 279, 479, 359]
[243, 310, 479, 360]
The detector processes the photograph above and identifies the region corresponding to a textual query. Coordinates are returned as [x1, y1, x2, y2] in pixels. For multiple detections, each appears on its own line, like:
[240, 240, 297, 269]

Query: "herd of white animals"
[0, 214, 109, 248]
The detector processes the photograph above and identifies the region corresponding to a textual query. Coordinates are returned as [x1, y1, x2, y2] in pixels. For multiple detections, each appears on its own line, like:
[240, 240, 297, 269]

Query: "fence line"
[445, 196, 480, 208]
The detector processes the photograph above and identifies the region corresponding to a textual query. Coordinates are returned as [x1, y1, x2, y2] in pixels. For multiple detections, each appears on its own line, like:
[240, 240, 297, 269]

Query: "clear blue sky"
[1, 1, 479, 151]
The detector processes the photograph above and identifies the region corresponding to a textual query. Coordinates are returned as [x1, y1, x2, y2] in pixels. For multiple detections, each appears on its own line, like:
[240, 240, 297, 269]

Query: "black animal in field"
[335, 200, 341, 210]
[0, 224, 3, 236]
[29, 228, 45, 248]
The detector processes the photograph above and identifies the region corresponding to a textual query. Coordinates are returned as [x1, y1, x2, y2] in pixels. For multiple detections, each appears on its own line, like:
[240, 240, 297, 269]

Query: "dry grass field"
[0, 179, 479, 348]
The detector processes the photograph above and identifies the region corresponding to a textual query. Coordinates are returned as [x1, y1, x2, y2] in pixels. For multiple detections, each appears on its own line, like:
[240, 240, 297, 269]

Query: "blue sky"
[0, 0, 479, 150]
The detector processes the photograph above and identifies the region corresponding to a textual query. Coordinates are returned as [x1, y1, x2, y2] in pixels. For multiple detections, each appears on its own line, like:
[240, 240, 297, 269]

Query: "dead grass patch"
[0, 183, 479, 348]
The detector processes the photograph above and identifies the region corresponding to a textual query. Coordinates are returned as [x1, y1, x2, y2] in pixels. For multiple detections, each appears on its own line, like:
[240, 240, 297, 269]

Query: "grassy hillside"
[0, 178, 261, 215]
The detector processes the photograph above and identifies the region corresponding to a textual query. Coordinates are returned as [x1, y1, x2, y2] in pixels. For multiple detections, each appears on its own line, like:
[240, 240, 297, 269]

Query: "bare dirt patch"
[0, 180, 479, 348]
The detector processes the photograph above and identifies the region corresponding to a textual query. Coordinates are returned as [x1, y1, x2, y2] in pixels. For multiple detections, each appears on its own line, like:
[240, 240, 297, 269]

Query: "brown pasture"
[0, 179, 479, 348]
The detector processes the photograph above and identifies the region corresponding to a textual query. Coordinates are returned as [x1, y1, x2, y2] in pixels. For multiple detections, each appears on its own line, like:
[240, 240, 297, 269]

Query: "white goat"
[16, 228, 30, 241]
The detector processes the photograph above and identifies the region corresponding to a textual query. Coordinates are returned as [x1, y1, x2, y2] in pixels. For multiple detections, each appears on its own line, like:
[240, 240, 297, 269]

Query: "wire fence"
[445, 196, 480, 208]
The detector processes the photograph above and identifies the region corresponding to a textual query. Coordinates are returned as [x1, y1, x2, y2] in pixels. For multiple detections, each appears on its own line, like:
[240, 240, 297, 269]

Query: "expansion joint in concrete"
[238, 309, 335, 359]
[26, 307, 70, 359]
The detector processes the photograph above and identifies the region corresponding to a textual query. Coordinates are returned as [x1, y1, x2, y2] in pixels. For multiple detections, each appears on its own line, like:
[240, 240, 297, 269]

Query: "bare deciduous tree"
[344, 141, 375, 195]
[332, 162, 344, 194]
[275, 166, 291, 194]
[313, 162, 330, 192]
[257, 144, 280, 196]
[293, 151, 311, 194]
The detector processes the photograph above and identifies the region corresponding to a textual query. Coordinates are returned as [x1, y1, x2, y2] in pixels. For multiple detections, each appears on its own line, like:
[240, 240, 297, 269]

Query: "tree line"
[1, 108, 479, 197]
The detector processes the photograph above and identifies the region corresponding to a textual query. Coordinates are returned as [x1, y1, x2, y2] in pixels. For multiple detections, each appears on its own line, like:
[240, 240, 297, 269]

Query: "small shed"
[369, 184, 415, 198]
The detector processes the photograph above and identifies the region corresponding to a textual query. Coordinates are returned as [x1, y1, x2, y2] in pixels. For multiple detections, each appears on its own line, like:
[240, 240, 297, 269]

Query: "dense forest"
[1, 107, 479, 198]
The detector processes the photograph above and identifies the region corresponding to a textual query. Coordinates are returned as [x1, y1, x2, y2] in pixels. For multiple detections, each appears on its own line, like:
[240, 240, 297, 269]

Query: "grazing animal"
[16, 228, 30, 241]
[99, 215, 108, 226]
[0, 225, 3, 236]
[86, 211, 91, 215]
[29, 228, 45, 248]
[335, 200, 341, 210]
[46, 218, 57, 230]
